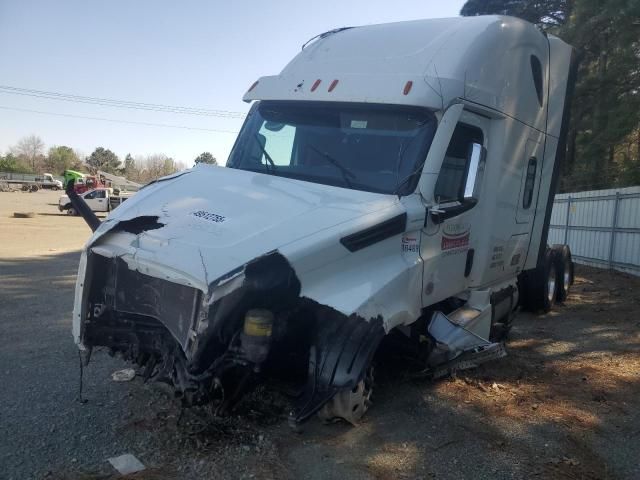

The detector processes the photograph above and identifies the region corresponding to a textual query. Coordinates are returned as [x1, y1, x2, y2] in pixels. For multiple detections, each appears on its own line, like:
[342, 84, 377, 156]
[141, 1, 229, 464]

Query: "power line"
[0, 85, 247, 119]
[0, 105, 239, 134]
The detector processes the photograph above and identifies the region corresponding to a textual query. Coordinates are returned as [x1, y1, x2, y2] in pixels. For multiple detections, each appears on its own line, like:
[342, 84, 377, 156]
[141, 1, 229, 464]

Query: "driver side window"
[434, 124, 484, 203]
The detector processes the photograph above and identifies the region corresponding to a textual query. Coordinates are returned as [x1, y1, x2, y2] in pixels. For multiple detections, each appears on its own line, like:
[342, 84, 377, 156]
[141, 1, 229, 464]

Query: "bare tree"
[132, 154, 187, 183]
[73, 149, 87, 170]
[12, 135, 45, 172]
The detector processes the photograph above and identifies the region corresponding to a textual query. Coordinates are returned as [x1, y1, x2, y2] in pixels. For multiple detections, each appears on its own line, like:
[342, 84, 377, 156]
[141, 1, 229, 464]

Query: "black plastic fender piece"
[340, 213, 407, 252]
[289, 306, 385, 425]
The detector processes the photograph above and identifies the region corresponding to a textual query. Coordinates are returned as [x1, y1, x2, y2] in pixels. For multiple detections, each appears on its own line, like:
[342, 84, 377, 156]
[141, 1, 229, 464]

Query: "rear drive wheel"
[552, 244, 573, 302]
[522, 247, 556, 313]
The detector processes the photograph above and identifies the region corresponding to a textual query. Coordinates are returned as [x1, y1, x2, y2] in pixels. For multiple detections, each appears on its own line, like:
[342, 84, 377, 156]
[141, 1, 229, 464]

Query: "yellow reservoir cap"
[243, 309, 274, 337]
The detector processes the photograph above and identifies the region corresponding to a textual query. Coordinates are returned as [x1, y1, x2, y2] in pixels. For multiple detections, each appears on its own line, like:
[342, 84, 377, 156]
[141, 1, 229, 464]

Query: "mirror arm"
[429, 198, 477, 224]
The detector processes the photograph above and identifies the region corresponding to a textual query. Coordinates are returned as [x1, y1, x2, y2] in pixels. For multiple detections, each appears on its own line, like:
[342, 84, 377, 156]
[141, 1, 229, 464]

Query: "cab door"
[419, 110, 490, 306]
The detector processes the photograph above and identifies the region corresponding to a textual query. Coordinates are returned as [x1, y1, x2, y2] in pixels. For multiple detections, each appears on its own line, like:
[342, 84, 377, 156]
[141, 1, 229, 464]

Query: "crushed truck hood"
[88, 165, 399, 291]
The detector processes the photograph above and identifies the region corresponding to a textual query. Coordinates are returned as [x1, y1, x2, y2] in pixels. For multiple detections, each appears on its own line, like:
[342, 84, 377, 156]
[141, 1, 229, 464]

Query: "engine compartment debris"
[111, 368, 136, 382]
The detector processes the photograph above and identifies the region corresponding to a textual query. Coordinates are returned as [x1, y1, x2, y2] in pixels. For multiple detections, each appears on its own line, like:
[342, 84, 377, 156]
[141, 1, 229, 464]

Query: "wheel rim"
[318, 366, 374, 424]
[563, 258, 571, 291]
[547, 267, 556, 303]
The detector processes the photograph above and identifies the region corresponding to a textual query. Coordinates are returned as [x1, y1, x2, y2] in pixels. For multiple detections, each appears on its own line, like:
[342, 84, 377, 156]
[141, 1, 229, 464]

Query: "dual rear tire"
[520, 245, 573, 313]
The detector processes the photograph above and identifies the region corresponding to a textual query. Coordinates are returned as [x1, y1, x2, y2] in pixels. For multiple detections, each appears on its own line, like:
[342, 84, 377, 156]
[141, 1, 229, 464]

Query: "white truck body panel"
[245, 16, 549, 132]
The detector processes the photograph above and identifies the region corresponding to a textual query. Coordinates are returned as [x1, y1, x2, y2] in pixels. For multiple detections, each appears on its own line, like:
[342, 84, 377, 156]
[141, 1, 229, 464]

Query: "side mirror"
[463, 142, 486, 201]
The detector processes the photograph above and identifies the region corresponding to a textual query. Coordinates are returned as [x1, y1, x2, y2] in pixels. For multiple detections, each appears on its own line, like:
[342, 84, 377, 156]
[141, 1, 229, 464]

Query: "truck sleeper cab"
[71, 16, 575, 426]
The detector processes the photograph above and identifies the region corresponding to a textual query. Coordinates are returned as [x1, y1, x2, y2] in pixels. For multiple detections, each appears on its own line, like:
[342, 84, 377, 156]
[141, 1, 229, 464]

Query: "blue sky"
[0, 0, 465, 165]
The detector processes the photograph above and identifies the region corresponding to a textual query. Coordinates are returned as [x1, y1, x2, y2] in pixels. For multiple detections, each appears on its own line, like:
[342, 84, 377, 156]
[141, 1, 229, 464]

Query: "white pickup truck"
[58, 188, 132, 214]
[69, 16, 576, 427]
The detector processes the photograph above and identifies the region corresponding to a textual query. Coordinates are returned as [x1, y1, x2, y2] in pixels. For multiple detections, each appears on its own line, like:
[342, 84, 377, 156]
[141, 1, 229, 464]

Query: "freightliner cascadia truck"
[68, 16, 576, 426]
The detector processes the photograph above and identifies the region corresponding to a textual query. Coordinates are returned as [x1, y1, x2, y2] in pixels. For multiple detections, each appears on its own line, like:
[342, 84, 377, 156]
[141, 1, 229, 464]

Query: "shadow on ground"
[278, 266, 640, 480]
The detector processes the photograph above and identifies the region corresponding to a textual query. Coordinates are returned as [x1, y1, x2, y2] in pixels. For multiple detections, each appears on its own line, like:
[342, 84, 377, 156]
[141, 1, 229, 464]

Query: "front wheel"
[318, 365, 374, 425]
[67, 207, 77, 216]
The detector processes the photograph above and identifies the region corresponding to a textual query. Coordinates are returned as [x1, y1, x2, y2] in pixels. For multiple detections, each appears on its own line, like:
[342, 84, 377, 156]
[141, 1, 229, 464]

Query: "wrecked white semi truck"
[69, 16, 576, 426]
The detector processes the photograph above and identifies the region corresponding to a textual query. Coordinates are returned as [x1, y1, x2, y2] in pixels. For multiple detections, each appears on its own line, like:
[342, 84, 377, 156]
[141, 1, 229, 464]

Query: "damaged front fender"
[289, 304, 385, 424]
[77, 244, 386, 424]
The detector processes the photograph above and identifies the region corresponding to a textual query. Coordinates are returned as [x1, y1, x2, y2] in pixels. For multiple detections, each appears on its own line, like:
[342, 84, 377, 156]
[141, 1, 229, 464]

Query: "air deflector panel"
[340, 213, 407, 252]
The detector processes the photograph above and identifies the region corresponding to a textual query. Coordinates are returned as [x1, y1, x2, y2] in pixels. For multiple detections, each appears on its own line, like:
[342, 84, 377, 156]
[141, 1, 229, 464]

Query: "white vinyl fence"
[548, 186, 640, 276]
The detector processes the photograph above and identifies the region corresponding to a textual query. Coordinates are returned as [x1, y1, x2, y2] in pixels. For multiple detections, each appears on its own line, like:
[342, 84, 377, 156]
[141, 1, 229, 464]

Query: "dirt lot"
[1, 190, 639, 480]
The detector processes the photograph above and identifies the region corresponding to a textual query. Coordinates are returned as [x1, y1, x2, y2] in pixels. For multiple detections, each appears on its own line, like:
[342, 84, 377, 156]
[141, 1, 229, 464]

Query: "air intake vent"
[340, 213, 407, 252]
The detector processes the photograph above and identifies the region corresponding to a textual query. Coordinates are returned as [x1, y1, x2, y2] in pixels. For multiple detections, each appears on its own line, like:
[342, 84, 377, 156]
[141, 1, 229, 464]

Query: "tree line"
[0, 134, 218, 184]
[460, 0, 640, 192]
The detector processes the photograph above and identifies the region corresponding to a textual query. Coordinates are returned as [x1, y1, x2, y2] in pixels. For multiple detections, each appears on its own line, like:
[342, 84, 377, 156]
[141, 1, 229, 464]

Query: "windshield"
[227, 101, 437, 195]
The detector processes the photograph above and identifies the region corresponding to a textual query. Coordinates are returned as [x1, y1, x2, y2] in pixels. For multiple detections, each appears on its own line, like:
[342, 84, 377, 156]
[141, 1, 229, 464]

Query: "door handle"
[465, 249, 475, 277]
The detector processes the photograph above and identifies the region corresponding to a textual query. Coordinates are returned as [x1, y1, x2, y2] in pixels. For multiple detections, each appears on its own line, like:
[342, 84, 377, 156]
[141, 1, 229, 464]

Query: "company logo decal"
[441, 223, 470, 251]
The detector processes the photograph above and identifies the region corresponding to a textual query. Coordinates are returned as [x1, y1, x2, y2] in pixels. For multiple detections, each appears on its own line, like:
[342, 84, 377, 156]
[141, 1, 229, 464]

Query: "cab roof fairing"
[243, 15, 552, 132]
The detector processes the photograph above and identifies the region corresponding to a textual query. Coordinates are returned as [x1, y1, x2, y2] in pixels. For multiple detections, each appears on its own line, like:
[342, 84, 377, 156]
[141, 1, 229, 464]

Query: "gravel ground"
[1, 190, 639, 479]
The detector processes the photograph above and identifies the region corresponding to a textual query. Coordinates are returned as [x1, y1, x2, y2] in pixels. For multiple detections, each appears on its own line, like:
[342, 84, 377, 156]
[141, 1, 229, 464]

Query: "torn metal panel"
[428, 311, 490, 362]
[426, 311, 506, 377]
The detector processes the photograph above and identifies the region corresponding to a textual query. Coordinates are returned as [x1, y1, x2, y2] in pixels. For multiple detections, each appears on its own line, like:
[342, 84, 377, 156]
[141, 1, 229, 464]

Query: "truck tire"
[521, 247, 556, 313]
[552, 244, 573, 302]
